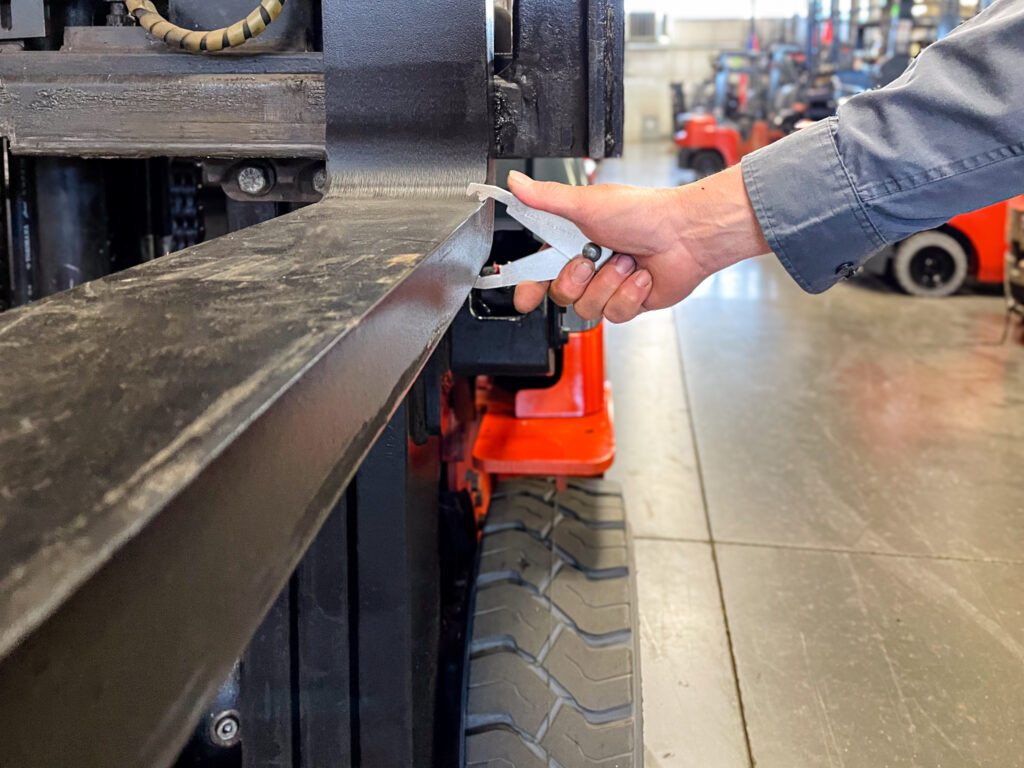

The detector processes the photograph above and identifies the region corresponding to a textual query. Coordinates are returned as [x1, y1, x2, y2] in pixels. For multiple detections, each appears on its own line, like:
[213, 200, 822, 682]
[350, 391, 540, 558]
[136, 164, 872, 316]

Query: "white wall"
[624, 18, 797, 144]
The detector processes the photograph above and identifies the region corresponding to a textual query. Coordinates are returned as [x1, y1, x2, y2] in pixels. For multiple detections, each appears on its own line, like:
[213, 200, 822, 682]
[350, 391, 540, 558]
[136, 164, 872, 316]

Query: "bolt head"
[237, 166, 270, 196]
[581, 243, 602, 262]
[313, 168, 328, 194]
[211, 711, 241, 747]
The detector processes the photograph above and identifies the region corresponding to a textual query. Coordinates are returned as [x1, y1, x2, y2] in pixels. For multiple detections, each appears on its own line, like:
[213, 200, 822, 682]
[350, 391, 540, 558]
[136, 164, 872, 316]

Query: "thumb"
[507, 170, 586, 220]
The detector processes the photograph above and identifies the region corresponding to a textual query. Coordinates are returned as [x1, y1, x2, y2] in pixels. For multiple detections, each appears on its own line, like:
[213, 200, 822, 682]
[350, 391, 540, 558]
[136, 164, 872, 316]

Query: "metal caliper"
[469, 183, 614, 289]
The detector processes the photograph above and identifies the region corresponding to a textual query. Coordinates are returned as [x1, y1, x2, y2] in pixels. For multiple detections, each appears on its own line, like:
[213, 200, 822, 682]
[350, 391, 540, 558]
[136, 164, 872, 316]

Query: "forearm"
[743, 0, 1024, 293]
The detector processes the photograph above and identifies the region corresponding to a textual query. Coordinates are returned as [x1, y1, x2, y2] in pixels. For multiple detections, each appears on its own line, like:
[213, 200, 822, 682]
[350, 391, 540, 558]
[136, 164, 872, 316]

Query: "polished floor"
[600, 144, 1024, 767]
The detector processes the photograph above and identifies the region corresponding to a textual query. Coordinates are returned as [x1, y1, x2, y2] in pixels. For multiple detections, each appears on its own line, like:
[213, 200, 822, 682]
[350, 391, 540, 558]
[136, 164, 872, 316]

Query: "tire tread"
[465, 478, 641, 767]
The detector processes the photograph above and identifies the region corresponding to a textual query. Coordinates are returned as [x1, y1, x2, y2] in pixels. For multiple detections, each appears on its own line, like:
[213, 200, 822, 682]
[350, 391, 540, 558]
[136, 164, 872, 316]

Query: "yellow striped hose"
[125, 0, 286, 52]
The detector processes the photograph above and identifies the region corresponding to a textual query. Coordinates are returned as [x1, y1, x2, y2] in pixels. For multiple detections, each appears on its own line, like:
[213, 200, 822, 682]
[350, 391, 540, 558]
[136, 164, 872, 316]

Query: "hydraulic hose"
[125, 0, 286, 52]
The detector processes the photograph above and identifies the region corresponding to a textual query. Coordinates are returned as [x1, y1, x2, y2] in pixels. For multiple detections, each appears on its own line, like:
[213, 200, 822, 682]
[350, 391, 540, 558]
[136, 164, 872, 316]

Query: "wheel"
[690, 149, 725, 178]
[892, 230, 969, 297]
[463, 477, 642, 768]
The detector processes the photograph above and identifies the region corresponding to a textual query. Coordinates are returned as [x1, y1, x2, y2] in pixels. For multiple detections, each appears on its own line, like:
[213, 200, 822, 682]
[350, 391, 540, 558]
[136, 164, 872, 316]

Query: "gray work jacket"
[742, 0, 1024, 293]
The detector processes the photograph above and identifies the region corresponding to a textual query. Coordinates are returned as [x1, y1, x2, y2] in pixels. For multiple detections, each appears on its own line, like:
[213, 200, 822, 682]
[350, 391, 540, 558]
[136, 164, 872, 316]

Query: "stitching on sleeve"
[825, 120, 888, 250]
[859, 141, 1024, 202]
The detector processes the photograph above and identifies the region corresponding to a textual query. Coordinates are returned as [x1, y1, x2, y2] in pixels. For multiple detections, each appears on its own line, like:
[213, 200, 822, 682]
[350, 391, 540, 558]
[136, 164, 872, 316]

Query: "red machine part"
[471, 325, 615, 477]
[440, 373, 492, 522]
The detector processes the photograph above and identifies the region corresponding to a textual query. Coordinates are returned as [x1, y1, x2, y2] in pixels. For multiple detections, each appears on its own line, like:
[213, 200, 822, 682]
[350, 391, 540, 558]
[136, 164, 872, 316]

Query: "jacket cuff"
[741, 118, 887, 294]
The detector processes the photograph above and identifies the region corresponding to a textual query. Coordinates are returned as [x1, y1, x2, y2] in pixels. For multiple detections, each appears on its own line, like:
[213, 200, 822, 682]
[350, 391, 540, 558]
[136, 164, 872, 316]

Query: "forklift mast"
[0, 2, 634, 767]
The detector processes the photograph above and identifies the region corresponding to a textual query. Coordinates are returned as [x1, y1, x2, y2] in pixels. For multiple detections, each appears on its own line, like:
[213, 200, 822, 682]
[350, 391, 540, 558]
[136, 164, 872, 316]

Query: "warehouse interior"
[0, 1, 1021, 767]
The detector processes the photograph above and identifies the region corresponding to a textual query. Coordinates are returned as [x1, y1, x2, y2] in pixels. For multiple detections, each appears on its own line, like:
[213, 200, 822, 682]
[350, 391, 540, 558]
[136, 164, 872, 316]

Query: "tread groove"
[464, 478, 641, 767]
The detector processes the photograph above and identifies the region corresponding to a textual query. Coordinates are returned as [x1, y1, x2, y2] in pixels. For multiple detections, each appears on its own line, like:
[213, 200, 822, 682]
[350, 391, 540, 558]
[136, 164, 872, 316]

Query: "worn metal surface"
[322, 0, 491, 197]
[0, 53, 325, 158]
[493, 0, 623, 158]
[0, 197, 489, 767]
[1, 0, 621, 160]
[0, 0, 491, 765]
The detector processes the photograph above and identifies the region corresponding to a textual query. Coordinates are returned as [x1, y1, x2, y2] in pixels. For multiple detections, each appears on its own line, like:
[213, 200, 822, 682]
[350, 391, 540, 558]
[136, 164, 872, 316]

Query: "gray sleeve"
[741, 0, 1024, 294]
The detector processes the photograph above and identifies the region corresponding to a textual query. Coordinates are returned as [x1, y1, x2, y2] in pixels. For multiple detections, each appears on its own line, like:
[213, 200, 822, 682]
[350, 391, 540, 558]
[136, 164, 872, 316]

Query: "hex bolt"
[581, 242, 602, 262]
[237, 166, 271, 196]
[106, 1, 133, 26]
[313, 168, 328, 195]
[211, 711, 241, 747]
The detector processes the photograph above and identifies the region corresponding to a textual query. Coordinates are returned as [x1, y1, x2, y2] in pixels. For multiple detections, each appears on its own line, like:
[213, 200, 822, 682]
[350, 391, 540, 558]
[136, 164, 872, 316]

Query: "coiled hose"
[125, 0, 286, 52]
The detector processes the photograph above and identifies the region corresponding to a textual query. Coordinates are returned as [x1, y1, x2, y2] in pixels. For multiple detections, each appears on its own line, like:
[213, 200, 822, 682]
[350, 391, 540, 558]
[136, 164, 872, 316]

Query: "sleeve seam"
[859, 141, 1024, 202]
[824, 119, 888, 251]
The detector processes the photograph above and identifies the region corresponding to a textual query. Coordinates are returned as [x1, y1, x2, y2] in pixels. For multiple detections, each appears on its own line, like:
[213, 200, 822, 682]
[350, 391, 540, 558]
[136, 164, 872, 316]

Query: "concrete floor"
[600, 144, 1024, 767]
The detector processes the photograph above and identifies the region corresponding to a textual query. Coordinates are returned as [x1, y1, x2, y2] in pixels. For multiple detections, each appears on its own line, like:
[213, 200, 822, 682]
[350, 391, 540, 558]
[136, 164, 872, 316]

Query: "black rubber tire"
[463, 477, 642, 768]
[892, 230, 969, 297]
[690, 150, 725, 179]
[677, 148, 692, 170]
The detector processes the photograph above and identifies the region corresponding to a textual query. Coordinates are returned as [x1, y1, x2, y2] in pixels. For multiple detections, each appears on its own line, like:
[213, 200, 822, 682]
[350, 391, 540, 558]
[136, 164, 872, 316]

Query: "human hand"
[507, 166, 769, 322]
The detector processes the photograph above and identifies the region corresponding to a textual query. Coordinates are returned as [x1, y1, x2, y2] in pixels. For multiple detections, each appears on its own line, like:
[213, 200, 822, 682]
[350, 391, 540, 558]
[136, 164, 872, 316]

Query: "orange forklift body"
[471, 325, 615, 477]
[674, 113, 784, 167]
[946, 200, 1010, 284]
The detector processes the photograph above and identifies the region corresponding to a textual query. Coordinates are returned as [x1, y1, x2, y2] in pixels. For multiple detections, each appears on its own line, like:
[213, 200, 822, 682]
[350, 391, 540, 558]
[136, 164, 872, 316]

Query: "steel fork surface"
[0, 1, 491, 766]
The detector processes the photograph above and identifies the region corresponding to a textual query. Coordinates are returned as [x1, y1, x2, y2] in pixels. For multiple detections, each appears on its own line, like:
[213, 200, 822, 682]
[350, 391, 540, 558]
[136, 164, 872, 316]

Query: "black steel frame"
[0, 1, 624, 765]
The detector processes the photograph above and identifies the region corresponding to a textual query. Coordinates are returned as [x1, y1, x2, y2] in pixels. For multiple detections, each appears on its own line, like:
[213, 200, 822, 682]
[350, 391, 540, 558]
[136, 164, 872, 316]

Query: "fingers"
[513, 280, 551, 314]
[507, 171, 587, 220]
[544, 254, 653, 324]
[604, 270, 653, 324]
[574, 254, 636, 321]
[548, 257, 598, 307]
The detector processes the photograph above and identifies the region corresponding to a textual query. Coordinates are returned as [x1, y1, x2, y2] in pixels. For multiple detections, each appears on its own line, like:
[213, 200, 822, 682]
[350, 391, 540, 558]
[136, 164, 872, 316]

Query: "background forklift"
[864, 201, 1014, 297]
[0, 1, 640, 767]
[674, 50, 786, 177]
[673, 42, 845, 178]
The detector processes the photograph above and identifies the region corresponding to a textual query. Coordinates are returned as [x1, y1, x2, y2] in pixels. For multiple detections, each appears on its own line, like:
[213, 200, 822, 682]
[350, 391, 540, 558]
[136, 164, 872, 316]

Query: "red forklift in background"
[865, 199, 1019, 297]
[674, 51, 785, 177]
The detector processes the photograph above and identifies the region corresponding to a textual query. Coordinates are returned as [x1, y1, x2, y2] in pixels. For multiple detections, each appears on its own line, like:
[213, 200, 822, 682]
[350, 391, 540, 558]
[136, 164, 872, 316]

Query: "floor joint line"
[674, 309, 757, 768]
[711, 538, 1024, 565]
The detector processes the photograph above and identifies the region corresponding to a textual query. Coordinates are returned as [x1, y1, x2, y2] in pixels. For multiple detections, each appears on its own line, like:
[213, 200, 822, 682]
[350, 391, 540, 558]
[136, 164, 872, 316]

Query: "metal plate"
[0, 59, 326, 158]
[0, 0, 46, 40]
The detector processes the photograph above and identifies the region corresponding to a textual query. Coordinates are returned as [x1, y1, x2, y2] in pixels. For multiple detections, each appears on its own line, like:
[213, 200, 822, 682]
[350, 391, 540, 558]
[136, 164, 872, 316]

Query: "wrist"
[669, 165, 771, 277]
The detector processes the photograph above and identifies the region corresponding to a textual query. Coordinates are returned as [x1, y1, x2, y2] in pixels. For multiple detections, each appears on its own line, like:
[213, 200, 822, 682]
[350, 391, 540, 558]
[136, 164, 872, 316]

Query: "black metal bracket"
[493, 0, 624, 158]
